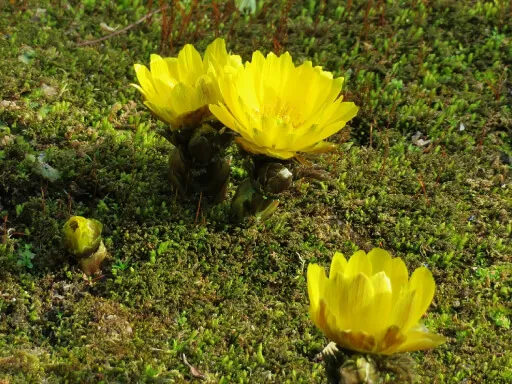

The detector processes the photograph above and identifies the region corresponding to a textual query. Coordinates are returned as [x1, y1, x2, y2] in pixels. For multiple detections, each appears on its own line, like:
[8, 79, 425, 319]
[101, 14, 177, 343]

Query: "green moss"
[0, 0, 511, 382]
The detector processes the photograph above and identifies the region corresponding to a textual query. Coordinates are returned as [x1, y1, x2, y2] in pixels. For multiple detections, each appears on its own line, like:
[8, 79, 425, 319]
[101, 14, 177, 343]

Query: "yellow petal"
[297, 140, 334, 154]
[388, 257, 409, 304]
[130, 83, 147, 99]
[194, 75, 219, 105]
[169, 83, 197, 116]
[204, 38, 242, 75]
[367, 248, 392, 275]
[401, 267, 436, 332]
[376, 326, 407, 354]
[203, 38, 227, 70]
[307, 263, 328, 325]
[325, 101, 359, 126]
[323, 270, 347, 326]
[391, 288, 417, 332]
[344, 250, 371, 278]
[329, 251, 348, 279]
[394, 327, 446, 353]
[217, 75, 251, 131]
[234, 137, 295, 159]
[310, 71, 344, 116]
[209, 103, 239, 131]
[310, 101, 359, 139]
[238, 67, 261, 110]
[293, 63, 342, 120]
[150, 54, 174, 85]
[177, 44, 204, 87]
[133, 64, 156, 99]
[365, 271, 393, 336]
[151, 77, 173, 105]
[144, 101, 177, 125]
[340, 273, 375, 332]
[370, 271, 393, 297]
[333, 330, 377, 353]
[250, 50, 266, 69]
[164, 57, 180, 80]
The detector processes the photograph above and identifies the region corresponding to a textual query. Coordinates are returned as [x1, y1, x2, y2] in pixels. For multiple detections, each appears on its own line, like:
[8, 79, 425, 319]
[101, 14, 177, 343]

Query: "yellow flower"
[132, 38, 242, 129]
[209, 51, 358, 159]
[63, 216, 103, 258]
[307, 248, 446, 355]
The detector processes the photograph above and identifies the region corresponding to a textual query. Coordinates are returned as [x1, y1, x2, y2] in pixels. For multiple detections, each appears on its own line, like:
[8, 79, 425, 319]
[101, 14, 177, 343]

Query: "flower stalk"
[167, 121, 232, 202]
[317, 342, 416, 384]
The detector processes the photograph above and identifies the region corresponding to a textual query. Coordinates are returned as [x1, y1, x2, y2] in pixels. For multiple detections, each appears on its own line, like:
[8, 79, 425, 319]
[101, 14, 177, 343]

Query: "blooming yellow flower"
[307, 248, 446, 355]
[132, 38, 242, 129]
[209, 51, 358, 159]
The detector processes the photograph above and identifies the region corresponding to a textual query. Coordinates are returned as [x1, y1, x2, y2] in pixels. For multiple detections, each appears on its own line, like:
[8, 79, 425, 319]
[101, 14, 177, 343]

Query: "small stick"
[194, 191, 202, 225]
[41, 187, 46, 213]
[76, 6, 167, 47]
[417, 172, 430, 206]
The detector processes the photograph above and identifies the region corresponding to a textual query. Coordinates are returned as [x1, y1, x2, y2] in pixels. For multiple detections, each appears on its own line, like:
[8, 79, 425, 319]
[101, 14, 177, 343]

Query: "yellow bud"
[63, 216, 103, 259]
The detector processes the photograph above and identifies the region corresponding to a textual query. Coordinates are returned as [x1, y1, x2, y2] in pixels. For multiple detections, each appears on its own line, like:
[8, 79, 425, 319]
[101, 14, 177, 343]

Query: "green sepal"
[78, 240, 108, 276]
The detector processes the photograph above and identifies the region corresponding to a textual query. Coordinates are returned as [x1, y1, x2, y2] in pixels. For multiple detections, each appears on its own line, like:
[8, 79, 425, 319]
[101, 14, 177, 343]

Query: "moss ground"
[0, 0, 511, 382]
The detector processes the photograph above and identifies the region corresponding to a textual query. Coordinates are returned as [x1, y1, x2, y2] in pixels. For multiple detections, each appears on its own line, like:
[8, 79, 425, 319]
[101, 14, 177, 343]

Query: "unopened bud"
[63, 216, 102, 259]
[232, 179, 279, 220]
[63, 216, 107, 275]
[257, 162, 293, 194]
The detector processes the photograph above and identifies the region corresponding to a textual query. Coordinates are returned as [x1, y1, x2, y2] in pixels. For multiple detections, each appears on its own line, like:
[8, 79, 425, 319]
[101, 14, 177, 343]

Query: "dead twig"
[76, 6, 168, 47]
[182, 353, 206, 380]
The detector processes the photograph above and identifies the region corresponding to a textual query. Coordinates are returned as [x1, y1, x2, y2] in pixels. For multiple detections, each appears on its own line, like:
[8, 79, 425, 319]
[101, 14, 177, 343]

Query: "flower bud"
[339, 356, 378, 384]
[168, 147, 187, 195]
[232, 178, 279, 220]
[63, 216, 107, 275]
[63, 216, 103, 259]
[187, 124, 218, 164]
[204, 156, 231, 202]
[257, 162, 293, 194]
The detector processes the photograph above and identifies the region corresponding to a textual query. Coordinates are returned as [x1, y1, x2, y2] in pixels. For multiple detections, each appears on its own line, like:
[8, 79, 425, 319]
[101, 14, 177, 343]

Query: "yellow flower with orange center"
[209, 51, 358, 159]
[307, 248, 446, 355]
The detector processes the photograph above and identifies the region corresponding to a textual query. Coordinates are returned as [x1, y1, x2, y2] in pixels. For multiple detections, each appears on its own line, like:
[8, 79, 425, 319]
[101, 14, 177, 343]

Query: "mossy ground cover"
[0, 0, 511, 382]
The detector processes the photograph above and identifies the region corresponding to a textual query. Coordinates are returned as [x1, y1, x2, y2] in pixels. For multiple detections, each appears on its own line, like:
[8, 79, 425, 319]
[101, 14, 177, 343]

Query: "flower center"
[259, 99, 301, 127]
